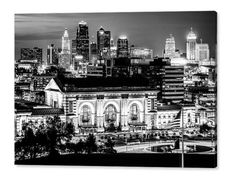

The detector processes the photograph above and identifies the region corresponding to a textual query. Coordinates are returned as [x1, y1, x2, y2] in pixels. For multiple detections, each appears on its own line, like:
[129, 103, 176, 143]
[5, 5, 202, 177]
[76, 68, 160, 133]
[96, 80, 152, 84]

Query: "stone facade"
[45, 79, 159, 133]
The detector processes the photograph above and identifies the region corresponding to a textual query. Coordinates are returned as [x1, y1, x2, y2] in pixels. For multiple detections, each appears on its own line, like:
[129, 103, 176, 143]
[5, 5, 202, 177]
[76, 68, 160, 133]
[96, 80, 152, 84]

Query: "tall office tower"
[90, 40, 98, 64]
[59, 28, 71, 70]
[186, 27, 197, 60]
[164, 34, 176, 58]
[20, 47, 43, 65]
[117, 35, 129, 58]
[161, 64, 185, 103]
[76, 21, 89, 61]
[97, 26, 111, 57]
[195, 41, 210, 62]
[61, 28, 70, 54]
[47, 44, 59, 65]
[110, 37, 117, 58]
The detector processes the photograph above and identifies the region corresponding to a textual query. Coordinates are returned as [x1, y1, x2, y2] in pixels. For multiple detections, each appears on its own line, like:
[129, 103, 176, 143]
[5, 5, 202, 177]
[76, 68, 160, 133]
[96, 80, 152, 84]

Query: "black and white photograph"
[14, 11, 217, 167]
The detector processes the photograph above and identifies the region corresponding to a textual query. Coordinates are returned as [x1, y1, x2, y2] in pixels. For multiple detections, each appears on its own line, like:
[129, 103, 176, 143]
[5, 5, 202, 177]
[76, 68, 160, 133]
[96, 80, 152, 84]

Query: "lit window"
[105, 105, 116, 122]
[81, 105, 91, 123]
[130, 104, 139, 121]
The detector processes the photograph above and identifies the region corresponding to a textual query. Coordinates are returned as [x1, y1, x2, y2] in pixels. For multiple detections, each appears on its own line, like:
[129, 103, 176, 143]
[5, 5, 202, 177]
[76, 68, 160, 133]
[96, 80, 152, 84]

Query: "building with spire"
[59, 28, 71, 70]
[186, 28, 197, 60]
[61, 28, 70, 54]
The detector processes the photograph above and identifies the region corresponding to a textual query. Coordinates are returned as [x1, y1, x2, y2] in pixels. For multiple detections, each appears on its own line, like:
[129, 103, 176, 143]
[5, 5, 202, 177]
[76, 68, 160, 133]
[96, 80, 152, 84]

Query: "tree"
[104, 138, 116, 154]
[85, 134, 97, 154]
[199, 124, 211, 134]
[15, 116, 75, 160]
[15, 122, 40, 160]
[45, 116, 75, 157]
[75, 139, 85, 154]
[105, 138, 115, 149]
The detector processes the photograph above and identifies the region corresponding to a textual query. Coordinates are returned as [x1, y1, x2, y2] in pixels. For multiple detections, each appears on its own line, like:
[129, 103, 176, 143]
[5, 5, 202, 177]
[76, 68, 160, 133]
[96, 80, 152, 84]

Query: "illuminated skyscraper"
[186, 27, 197, 60]
[110, 37, 117, 58]
[97, 27, 111, 51]
[164, 34, 176, 58]
[90, 39, 98, 64]
[77, 21, 89, 61]
[117, 35, 128, 58]
[61, 28, 70, 54]
[59, 28, 71, 70]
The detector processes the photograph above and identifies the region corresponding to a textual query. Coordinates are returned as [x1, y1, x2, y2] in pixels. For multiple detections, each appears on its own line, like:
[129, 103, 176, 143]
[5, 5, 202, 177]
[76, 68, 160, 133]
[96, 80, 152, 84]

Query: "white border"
[1, 0, 235, 182]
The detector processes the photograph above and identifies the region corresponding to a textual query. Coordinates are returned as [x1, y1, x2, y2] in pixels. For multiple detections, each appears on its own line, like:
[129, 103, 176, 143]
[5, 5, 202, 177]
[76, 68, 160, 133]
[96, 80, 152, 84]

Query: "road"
[114, 140, 216, 153]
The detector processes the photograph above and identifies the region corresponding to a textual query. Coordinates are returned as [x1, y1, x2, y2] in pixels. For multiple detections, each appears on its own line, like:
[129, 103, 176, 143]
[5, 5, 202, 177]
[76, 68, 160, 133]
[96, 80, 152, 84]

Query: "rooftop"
[15, 99, 64, 115]
[31, 108, 64, 116]
[52, 75, 156, 92]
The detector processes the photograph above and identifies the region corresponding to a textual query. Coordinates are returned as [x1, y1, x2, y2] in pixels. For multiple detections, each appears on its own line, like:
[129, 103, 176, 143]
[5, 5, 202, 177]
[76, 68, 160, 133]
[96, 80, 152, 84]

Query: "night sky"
[15, 12, 217, 61]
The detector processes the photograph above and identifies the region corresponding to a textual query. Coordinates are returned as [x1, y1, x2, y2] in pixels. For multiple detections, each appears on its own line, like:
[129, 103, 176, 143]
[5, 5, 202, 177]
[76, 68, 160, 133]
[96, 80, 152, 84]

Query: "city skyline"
[15, 12, 216, 61]
[14, 11, 217, 167]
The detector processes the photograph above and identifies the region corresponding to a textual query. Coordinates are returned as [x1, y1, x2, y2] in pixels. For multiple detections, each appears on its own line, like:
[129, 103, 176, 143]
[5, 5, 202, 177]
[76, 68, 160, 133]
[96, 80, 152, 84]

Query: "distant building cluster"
[15, 23, 216, 137]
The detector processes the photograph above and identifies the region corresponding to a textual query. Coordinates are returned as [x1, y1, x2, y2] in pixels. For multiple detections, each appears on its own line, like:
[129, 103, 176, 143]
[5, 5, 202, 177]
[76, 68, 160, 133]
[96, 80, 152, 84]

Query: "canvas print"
[14, 12, 217, 167]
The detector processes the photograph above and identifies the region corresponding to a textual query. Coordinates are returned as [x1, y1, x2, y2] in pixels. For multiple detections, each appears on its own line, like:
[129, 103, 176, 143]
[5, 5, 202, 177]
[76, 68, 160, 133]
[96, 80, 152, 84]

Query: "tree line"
[15, 116, 116, 161]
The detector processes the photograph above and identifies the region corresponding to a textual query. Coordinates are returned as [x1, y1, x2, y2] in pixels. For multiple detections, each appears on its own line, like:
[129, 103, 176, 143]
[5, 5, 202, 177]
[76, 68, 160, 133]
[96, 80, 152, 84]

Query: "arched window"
[81, 105, 91, 123]
[105, 105, 116, 122]
[130, 104, 139, 121]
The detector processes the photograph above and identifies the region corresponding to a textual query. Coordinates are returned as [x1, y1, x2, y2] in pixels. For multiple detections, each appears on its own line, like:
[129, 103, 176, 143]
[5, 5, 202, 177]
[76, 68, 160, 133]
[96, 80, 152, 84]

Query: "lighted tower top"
[79, 20, 87, 25]
[63, 28, 69, 38]
[119, 35, 127, 40]
[98, 26, 105, 34]
[187, 27, 197, 40]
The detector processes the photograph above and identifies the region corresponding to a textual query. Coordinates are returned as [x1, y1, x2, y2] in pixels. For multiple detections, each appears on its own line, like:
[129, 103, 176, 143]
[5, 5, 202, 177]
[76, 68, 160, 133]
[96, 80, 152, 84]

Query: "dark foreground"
[15, 153, 217, 168]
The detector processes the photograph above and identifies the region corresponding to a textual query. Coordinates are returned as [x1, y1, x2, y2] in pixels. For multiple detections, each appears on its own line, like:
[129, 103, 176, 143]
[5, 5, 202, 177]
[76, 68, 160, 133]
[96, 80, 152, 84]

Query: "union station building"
[44, 76, 159, 133]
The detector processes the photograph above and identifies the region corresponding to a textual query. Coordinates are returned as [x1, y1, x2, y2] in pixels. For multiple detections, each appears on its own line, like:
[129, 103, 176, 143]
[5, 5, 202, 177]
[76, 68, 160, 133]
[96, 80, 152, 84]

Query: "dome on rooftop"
[187, 27, 197, 40]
